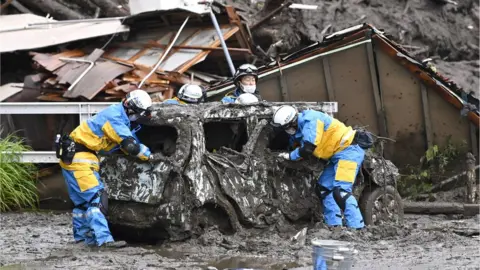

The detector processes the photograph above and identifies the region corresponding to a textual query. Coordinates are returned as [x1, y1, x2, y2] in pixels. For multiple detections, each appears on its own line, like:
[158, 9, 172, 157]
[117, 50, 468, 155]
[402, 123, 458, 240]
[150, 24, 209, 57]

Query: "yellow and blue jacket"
[289, 110, 356, 161]
[221, 89, 241, 103]
[163, 97, 186, 105]
[60, 103, 151, 172]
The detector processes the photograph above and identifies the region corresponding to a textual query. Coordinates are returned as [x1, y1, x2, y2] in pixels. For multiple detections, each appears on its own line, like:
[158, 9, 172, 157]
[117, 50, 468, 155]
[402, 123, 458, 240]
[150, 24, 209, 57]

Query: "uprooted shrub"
[0, 133, 38, 212]
[398, 137, 469, 198]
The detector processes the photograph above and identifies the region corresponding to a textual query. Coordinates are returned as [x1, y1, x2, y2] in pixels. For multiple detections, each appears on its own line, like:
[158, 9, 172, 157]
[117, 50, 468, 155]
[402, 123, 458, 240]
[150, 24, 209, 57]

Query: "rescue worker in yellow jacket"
[57, 89, 153, 248]
[271, 105, 373, 229]
[163, 84, 204, 105]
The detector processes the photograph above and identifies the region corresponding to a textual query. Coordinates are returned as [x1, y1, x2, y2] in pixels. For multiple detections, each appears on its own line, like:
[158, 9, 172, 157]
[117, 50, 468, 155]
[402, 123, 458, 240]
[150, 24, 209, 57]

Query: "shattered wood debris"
[9, 4, 253, 102]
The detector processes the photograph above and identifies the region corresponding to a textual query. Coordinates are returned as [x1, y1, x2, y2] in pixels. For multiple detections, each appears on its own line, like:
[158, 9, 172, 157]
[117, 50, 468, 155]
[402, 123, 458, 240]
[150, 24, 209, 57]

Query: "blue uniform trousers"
[318, 144, 365, 229]
[62, 169, 114, 246]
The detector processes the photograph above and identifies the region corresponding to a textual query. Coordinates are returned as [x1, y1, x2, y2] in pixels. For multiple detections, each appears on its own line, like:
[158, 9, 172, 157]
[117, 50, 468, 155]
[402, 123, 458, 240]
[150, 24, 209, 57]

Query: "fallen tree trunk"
[17, 0, 86, 20]
[404, 201, 480, 216]
[16, 0, 128, 20]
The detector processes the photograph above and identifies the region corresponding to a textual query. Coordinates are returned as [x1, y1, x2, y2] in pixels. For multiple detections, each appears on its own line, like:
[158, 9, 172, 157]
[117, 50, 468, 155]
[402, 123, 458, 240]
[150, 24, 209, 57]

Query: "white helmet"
[178, 84, 203, 103]
[235, 93, 259, 104]
[125, 89, 153, 113]
[271, 105, 298, 128]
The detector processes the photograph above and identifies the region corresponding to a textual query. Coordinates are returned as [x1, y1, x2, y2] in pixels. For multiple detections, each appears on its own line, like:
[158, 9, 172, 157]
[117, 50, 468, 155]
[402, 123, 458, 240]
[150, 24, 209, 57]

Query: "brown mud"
[1, 211, 479, 270]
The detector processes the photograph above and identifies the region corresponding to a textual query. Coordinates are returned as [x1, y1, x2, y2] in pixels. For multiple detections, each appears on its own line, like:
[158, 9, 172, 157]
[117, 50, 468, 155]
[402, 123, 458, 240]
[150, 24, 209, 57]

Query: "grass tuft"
[0, 132, 38, 212]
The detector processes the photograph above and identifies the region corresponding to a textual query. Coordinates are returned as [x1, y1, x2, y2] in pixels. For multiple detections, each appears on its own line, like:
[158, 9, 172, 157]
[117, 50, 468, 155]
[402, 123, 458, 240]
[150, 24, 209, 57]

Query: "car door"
[100, 118, 192, 205]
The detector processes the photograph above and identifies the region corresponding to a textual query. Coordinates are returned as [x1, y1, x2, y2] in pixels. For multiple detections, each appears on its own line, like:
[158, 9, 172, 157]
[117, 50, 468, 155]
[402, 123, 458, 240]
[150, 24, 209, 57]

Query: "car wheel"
[359, 185, 404, 226]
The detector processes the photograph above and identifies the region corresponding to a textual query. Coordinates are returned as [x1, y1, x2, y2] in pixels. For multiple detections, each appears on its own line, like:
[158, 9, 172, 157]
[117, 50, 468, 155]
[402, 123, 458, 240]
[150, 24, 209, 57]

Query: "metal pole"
[138, 16, 190, 88]
[59, 57, 95, 91]
[209, 9, 236, 77]
[30, 17, 126, 26]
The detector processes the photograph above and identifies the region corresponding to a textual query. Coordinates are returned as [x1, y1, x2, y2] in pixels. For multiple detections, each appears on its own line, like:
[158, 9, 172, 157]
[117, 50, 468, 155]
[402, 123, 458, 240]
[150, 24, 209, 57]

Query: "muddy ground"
[1, 211, 479, 270]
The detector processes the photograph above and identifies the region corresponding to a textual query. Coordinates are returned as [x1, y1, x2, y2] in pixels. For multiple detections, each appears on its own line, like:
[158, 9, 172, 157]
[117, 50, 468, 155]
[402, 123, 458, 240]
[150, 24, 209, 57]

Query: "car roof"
[149, 101, 337, 121]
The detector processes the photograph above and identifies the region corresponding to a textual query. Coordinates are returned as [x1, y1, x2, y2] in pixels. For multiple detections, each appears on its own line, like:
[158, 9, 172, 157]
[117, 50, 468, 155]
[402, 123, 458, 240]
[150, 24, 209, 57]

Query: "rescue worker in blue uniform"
[163, 84, 204, 105]
[221, 64, 262, 103]
[57, 89, 153, 248]
[271, 105, 373, 229]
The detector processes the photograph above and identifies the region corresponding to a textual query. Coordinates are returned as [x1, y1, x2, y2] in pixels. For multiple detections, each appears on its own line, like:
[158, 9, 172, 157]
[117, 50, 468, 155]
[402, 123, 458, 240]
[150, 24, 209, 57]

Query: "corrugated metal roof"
[0, 14, 129, 53]
[0, 83, 24, 102]
[105, 25, 237, 72]
[128, 0, 211, 16]
[63, 60, 132, 100]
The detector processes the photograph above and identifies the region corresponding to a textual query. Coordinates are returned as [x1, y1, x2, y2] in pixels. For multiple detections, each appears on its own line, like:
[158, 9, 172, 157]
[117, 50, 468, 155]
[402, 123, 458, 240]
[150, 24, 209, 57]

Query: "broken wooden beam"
[404, 201, 480, 216]
[134, 41, 251, 53]
[428, 164, 480, 193]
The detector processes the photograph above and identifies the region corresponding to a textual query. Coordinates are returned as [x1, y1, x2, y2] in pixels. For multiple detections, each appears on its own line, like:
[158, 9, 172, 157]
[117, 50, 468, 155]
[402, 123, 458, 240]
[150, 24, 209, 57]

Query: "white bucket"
[311, 239, 357, 270]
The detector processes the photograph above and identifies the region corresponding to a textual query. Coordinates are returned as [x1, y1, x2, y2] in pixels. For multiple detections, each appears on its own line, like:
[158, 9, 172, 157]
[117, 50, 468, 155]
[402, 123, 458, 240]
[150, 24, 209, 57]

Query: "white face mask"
[241, 84, 256, 94]
[285, 127, 296, 135]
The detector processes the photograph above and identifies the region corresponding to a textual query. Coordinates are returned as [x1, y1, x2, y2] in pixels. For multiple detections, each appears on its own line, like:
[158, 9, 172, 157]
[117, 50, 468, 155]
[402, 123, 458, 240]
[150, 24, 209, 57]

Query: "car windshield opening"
[134, 124, 178, 156]
[267, 127, 291, 151]
[203, 120, 248, 152]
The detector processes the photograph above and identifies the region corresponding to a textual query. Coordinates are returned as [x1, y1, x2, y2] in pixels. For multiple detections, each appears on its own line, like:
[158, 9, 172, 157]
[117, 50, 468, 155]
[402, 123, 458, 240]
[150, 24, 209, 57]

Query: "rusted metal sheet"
[322, 57, 335, 101]
[62, 61, 132, 100]
[420, 83, 434, 148]
[373, 35, 479, 127]
[282, 57, 328, 102]
[257, 76, 283, 101]
[427, 82, 471, 149]
[328, 44, 379, 133]
[57, 49, 105, 85]
[375, 48, 426, 165]
[31, 50, 85, 72]
[365, 35, 388, 138]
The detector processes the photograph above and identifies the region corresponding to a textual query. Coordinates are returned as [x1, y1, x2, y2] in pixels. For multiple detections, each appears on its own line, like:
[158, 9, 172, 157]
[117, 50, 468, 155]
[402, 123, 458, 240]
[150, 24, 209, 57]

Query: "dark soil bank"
[1, 212, 479, 269]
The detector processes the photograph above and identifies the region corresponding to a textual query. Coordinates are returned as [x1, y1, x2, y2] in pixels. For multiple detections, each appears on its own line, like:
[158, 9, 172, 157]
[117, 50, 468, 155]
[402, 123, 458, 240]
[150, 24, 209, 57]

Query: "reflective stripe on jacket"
[69, 103, 135, 153]
[289, 110, 356, 160]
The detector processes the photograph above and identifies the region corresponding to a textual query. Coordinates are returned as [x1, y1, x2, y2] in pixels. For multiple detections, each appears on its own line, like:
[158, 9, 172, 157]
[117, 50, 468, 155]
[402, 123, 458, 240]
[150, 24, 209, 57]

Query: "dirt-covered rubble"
[1, 211, 479, 270]
[227, 0, 480, 96]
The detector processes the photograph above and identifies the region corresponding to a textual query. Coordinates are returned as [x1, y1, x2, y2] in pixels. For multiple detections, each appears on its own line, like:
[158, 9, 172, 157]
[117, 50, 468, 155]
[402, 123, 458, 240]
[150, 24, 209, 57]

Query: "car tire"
[359, 185, 404, 226]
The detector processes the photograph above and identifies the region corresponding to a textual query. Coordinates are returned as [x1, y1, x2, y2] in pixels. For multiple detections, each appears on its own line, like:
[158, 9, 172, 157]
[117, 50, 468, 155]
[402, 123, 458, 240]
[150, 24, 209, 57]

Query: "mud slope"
[1, 211, 479, 269]
[230, 0, 479, 95]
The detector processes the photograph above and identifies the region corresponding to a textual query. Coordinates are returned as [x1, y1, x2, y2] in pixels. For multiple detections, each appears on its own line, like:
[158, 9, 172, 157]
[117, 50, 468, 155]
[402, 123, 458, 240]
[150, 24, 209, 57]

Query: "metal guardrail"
[1, 102, 114, 163]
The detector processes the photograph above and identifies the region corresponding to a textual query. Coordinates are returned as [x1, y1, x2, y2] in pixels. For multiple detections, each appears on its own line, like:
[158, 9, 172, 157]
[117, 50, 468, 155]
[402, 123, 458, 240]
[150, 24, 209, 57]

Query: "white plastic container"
[311, 239, 357, 270]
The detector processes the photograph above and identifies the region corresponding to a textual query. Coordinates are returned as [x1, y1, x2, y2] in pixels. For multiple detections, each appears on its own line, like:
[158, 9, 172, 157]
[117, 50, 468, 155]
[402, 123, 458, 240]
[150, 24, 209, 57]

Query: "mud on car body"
[99, 102, 404, 242]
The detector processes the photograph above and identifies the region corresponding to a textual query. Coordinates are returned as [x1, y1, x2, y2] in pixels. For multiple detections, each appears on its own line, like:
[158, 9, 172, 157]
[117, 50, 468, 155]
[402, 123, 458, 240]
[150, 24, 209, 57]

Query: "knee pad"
[332, 187, 352, 211]
[89, 190, 108, 216]
[99, 189, 108, 216]
[314, 184, 331, 200]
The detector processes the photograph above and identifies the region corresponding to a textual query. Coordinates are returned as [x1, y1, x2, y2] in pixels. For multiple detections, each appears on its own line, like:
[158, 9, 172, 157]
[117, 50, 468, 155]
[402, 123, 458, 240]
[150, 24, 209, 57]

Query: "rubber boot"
[101, 240, 127, 248]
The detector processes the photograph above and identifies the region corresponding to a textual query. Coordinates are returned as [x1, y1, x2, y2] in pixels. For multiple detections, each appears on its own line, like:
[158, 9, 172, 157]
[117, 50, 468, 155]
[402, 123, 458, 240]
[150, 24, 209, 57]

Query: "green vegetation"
[0, 133, 38, 212]
[398, 137, 468, 197]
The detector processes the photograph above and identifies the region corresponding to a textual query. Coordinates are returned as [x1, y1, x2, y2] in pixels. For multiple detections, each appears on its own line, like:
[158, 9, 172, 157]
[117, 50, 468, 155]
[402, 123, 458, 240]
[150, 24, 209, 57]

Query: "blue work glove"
[136, 144, 151, 161]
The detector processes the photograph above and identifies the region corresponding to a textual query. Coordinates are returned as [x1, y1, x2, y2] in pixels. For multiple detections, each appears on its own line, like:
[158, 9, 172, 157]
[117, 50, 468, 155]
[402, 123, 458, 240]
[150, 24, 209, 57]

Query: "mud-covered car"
[100, 102, 404, 242]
